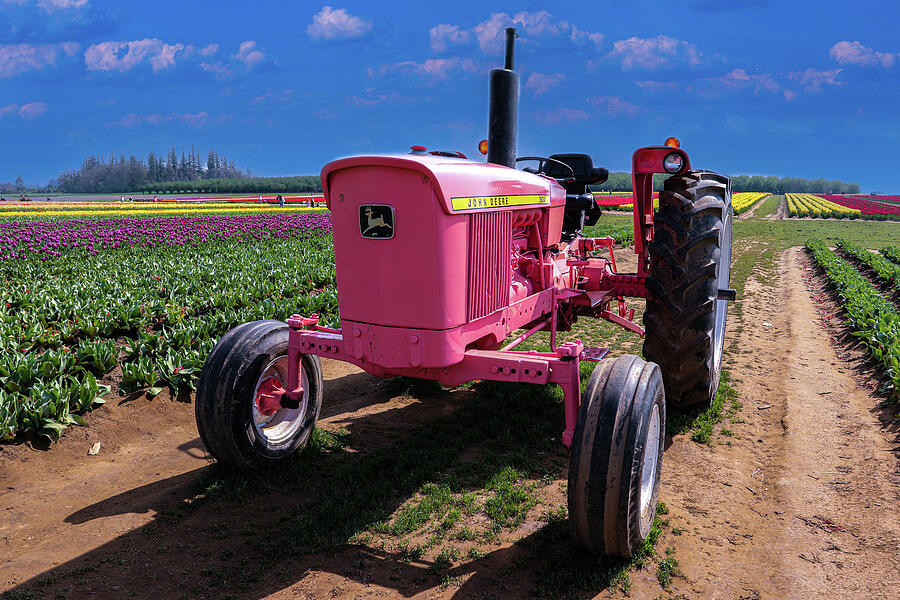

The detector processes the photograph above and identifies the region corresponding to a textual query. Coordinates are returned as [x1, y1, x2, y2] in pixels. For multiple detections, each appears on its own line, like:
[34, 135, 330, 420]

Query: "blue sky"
[1, 0, 898, 192]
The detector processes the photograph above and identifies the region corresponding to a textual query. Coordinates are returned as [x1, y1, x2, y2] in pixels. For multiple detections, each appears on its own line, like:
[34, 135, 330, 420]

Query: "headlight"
[663, 152, 683, 174]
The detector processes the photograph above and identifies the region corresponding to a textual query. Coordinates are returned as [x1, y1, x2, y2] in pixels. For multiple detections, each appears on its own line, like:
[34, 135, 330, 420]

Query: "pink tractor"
[195, 28, 733, 558]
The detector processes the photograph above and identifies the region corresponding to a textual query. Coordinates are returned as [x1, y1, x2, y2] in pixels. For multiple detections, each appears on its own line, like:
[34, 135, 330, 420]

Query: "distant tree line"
[0, 176, 26, 194]
[135, 175, 321, 195]
[55, 147, 251, 194]
[592, 172, 860, 194]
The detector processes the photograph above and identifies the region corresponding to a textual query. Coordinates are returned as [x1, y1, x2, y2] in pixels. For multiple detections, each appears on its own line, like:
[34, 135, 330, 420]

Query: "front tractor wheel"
[195, 320, 323, 470]
[643, 171, 733, 410]
[568, 355, 666, 558]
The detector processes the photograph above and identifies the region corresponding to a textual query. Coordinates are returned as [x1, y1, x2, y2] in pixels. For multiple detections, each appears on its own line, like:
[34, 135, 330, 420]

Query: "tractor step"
[569, 290, 610, 309]
[717, 288, 737, 301]
[580, 347, 610, 362]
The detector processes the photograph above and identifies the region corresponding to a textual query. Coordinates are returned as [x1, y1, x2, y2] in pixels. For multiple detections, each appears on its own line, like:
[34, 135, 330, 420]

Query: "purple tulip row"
[0, 213, 333, 260]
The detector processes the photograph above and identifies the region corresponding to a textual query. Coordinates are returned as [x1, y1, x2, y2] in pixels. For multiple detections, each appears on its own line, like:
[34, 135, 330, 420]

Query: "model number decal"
[450, 194, 549, 211]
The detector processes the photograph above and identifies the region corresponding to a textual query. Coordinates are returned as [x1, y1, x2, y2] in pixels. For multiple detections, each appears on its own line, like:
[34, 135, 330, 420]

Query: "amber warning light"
[478, 139, 489, 155]
[664, 137, 680, 148]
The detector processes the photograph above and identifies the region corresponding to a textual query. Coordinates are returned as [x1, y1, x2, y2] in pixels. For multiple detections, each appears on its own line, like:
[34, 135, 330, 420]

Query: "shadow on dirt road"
[5, 371, 638, 600]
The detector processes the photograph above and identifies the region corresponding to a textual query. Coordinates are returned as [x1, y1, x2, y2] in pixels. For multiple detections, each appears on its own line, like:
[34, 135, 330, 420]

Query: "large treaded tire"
[195, 320, 323, 470]
[643, 171, 732, 410]
[568, 355, 666, 558]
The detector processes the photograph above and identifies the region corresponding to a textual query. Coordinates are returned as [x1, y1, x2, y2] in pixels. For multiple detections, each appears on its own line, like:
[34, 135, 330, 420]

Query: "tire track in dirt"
[647, 247, 900, 599]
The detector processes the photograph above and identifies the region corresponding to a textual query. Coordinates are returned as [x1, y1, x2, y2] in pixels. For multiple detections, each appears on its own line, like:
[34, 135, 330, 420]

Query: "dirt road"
[627, 247, 900, 599]
[2, 247, 898, 599]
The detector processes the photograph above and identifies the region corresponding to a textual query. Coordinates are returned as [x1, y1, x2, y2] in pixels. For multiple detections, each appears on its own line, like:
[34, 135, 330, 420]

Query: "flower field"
[820, 195, 900, 218]
[862, 195, 900, 206]
[731, 192, 770, 214]
[786, 193, 861, 218]
[594, 192, 659, 211]
[592, 191, 768, 214]
[807, 239, 900, 401]
[0, 210, 336, 440]
[786, 193, 900, 220]
[0, 199, 328, 219]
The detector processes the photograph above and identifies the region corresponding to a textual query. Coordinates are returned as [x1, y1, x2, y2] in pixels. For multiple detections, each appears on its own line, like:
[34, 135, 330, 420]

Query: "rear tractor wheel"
[643, 171, 733, 410]
[195, 320, 323, 469]
[568, 355, 666, 558]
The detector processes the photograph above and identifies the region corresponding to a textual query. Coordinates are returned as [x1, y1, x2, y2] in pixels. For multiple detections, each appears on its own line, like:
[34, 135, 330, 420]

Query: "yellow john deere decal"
[451, 194, 549, 211]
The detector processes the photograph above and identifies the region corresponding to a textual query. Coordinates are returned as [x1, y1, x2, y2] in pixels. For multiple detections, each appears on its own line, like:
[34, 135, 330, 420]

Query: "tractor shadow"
[7, 372, 639, 600]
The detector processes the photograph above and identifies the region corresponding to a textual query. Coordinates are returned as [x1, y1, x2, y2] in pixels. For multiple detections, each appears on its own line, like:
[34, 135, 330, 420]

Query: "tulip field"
[0, 188, 892, 444]
[594, 191, 769, 214]
[786, 193, 900, 220]
[0, 208, 336, 440]
[806, 239, 900, 400]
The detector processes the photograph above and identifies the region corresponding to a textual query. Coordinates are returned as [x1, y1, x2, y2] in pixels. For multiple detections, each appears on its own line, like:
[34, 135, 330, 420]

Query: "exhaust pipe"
[487, 27, 518, 168]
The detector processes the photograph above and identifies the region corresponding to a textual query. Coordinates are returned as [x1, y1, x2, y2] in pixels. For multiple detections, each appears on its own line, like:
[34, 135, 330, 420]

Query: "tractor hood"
[320, 154, 560, 215]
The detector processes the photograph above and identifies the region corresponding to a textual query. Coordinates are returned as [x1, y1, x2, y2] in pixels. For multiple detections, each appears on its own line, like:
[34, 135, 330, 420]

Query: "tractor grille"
[467, 211, 512, 320]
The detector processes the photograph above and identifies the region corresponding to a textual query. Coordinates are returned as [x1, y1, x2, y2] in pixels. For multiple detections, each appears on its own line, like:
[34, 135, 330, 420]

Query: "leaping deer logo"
[362, 206, 393, 236]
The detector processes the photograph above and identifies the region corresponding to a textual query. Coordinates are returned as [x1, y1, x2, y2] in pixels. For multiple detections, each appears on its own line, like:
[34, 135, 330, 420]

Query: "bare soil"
[2, 247, 899, 599]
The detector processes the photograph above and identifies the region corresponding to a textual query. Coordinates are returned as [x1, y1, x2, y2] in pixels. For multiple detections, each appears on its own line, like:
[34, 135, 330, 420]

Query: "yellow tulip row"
[732, 192, 769, 214]
[786, 193, 860, 218]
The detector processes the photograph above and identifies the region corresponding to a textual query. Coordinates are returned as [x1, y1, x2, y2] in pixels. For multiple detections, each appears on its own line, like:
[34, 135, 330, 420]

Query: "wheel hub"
[255, 377, 286, 417]
[251, 355, 310, 446]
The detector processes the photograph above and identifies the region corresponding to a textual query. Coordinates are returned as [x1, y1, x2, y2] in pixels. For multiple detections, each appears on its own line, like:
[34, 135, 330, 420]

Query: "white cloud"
[85, 39, 185, 72]
[307, 6, 372, 41]
[525, 72, 565, 95]
[788, 68, 845, 92]
[4, 0, 89, 11]
[233, 40, 265, 69]
[346, 91, 405, 106]
[534, 108, 591, 124]
[198, 44, 219, 57]
[633, 80, 677, 91]
[430, 24, 470, 52]
[201, 61, 234, 79]
[608, 35, 703, 69]
[570, 26, 603, 48]
[252, 89, 294, 104]
[1, 100, 50, 118]
[109, 111, 230, 128]
[0, 43, 77, 77]
[18, 101, 47, 117]
[40, 0, 88, 8]
[433, 11, 602, 56]
[829, 41, 895, 68]
[715, 68, 780, 93]
[587, 95, 642, 117]
[149, 43, 184, 71]
[373, 57, 479, 80]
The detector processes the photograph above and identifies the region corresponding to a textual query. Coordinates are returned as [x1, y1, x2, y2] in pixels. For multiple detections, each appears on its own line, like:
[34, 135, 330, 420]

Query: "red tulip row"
[820, 195, 900, 216]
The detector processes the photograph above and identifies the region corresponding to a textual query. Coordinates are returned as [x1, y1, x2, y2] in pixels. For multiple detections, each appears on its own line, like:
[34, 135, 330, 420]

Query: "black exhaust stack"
[487, 27, 518, 168]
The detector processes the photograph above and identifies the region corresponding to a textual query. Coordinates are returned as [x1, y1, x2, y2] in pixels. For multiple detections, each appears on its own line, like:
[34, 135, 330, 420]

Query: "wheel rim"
[712, 208, 733, 380]
[251, 356, 309, 446]
[639, 403, 661, 535]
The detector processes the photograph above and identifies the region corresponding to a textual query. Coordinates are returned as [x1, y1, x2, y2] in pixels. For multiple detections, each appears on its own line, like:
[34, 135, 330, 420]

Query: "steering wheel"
[515, 156, 575, 182]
